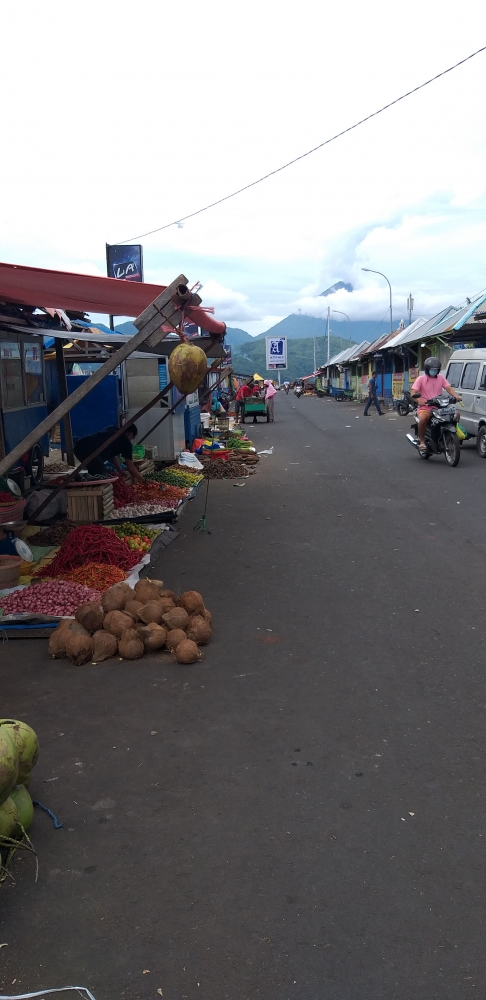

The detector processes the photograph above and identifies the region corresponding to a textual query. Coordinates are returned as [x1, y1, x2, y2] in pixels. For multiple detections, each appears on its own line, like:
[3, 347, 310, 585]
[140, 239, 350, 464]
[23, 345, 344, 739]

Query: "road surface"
[1, 392, 485, 1000]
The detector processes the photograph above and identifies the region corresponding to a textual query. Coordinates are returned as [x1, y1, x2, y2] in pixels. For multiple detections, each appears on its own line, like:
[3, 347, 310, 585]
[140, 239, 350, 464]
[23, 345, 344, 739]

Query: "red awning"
[0, 261, 226, 335]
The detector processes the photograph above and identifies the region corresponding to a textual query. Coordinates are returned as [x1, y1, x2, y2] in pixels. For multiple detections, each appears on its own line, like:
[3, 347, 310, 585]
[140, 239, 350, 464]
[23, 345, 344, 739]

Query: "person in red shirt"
[412, 357, 461, 454]
[235, 380, 253, 423]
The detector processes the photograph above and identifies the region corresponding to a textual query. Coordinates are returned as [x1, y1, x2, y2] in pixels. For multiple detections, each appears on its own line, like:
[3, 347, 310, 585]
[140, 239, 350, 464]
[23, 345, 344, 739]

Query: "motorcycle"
[294, 384, 303, 398]
[396, 390, 417, 416]
[406, 396, 462, 466]
[284, 384, 290, 394]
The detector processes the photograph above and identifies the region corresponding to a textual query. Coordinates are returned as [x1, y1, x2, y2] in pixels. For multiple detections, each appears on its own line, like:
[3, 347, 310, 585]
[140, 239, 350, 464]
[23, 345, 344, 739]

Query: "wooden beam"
[54, 339, 75, 466]
[0, 273, 188, 479]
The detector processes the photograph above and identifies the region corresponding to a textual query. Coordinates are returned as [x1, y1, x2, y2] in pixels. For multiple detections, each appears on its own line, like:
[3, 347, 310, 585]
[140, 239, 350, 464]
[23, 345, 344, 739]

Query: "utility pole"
[313, 336, 317, 373]
[327, 306, 330, 366]
[407, 292, 414, 327]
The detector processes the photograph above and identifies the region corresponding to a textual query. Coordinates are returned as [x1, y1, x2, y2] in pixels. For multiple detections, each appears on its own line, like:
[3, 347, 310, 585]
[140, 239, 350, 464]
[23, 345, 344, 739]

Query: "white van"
[445, 348, 486, 455]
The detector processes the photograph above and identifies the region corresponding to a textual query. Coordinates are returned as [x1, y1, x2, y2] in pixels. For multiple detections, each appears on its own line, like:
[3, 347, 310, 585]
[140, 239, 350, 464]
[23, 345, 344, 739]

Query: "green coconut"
[168, 342, 208, 394]
[0, 729, 19, 806]
[10, 784, 34, 831]
[0, 720, 39, 785]
[0, 796, 21, 841]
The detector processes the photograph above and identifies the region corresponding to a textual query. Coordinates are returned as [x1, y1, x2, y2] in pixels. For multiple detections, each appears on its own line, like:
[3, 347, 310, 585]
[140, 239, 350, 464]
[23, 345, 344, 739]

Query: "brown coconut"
[157, 597, 175, 614]
[124, 599, 144, 619]
[162, 607, 189, 631]
[137, 623, 167, 652]
[178, 590, 205, 615]
[103, 610, 135, 638]
[202, 608, 212, 625]
[75, 601, 104, 634]
[175, 639, 202, 664]
[118, 629, 144, 659]
[68, 621, 90, 636]
[65, 631, 93, 666]
[168, 342, 208, 394]
[91, 630, 118, 662]
[138, 601, 164, 625]
[165, 628, 187, 650]
[186, 615, 211, 646]
[158, 588, 175, 600]
[49, 623, 71, 658]
[101, 582, 133, 612]
[133, 579, 161, 604]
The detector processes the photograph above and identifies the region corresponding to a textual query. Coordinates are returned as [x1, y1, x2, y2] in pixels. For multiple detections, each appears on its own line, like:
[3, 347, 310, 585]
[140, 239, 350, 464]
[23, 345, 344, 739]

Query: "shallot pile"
[49, 581, 212, 666]
[0, 581, 101, 617]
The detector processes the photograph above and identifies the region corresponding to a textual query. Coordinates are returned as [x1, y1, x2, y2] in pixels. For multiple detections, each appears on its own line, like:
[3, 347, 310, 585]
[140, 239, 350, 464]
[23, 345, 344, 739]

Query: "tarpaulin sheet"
[0, 261, 226, 334]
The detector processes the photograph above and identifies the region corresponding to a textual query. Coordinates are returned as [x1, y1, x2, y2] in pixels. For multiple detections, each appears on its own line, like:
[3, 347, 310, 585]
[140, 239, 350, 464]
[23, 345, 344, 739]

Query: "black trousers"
[74, 445, 107, 476]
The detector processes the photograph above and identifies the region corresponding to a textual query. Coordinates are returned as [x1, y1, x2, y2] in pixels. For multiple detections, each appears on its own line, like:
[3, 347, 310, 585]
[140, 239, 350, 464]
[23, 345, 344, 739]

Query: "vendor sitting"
[74, 425, 144, 483]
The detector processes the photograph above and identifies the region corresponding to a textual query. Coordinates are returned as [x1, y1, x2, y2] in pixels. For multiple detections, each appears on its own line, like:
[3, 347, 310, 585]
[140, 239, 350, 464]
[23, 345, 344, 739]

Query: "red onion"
[0, 581, 101, 617]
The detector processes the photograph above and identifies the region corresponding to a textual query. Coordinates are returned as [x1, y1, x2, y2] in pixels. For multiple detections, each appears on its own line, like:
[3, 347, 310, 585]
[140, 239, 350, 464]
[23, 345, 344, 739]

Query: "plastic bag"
[178, 451, 204, 470]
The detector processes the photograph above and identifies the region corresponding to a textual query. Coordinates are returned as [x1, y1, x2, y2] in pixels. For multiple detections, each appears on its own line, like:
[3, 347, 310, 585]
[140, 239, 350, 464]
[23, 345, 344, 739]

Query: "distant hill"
[232, 334, 356, 382]
[253, 315, 391, 343]
[224, 326, 253, 345]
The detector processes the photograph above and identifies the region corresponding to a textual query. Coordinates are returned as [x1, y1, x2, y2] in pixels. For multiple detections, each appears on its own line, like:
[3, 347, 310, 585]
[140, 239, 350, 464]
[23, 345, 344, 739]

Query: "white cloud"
[1, 0, 486, 335]
[199, 279, 259, 323]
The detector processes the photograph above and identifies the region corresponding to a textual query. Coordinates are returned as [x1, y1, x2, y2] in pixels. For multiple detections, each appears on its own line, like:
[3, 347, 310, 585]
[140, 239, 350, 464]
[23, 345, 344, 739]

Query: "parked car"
[445, 349, 486, 455]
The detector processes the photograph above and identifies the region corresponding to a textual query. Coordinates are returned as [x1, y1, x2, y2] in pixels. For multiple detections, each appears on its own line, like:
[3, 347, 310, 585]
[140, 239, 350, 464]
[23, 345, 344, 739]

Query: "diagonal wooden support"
[26, 350, 225, 522]
[0, 273, 189, 479]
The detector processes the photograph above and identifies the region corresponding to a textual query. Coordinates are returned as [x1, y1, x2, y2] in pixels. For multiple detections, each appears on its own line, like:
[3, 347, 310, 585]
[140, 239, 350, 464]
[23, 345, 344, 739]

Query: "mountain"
[253, 314, 390, 343]
[231, 334, 356, 383]
[320, 280, 353, 296]
[224, 326, 253, 345]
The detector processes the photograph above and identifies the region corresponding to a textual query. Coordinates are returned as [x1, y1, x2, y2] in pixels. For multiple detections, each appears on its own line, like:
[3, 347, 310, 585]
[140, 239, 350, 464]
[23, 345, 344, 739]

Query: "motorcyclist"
[411, 357, 461, 454]
[283, 380, 290, 394]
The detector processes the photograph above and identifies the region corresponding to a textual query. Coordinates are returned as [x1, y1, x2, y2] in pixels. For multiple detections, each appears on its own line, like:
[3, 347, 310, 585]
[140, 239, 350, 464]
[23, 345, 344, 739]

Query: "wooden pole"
[54, 339, 75, 466]
[0, 273, 192, 479]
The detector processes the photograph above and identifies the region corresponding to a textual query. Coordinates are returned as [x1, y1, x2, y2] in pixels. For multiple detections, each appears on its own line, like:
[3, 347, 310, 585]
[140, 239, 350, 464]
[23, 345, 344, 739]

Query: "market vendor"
[235, 380, 253, 422]
[74, 424, 145, 483]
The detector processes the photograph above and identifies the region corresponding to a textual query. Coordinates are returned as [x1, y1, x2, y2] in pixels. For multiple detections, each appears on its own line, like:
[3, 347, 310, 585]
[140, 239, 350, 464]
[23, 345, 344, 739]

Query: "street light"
[332, 309, 351, 322]
[362, 268, 393, 335]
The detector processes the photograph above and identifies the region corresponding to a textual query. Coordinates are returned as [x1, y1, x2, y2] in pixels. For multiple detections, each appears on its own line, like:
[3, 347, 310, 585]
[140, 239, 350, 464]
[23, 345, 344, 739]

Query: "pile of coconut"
[48, 580, 212, 665]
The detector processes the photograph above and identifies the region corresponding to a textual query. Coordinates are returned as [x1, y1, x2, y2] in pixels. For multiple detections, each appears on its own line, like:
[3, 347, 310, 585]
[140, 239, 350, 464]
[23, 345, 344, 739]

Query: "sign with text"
[106, 244, 143, 282]
[266, 336, 287, 370]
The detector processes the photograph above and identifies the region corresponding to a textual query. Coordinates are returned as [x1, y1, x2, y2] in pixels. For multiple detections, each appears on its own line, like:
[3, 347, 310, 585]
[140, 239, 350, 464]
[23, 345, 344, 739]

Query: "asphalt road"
[1, 392, 485, 1000]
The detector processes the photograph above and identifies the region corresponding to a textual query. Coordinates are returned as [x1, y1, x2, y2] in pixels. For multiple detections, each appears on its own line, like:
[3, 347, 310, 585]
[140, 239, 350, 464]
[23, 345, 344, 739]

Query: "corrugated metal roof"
[346, 340, 371, 361]
[385, 317, 428, 348]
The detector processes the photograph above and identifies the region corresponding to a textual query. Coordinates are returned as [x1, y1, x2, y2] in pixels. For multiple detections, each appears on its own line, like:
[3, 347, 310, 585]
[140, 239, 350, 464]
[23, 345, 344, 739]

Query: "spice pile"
[147, 467, 203, 488]
[60, 564, 127, 589]
[35, 524, 140, 578]
[28, 519, 77, 546]
[111, 523, 158, 553]
[201, 457, 255, 479]
[48, 581, 212, 665]
[0, 580, 101, 617]
[111, 475, 186, 518]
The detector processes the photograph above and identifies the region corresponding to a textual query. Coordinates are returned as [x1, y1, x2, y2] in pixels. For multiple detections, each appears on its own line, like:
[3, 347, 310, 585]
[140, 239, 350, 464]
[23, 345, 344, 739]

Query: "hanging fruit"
[168, 343, 207, 394]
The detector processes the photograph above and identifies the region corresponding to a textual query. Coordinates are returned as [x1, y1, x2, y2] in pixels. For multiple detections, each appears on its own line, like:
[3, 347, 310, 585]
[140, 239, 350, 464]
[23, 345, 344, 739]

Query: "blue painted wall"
[3, 406, 49, 456]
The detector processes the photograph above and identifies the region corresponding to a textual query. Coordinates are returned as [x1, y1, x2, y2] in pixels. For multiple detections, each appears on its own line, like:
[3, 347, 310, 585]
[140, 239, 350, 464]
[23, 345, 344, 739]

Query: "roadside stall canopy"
[0, 261, 226, 335]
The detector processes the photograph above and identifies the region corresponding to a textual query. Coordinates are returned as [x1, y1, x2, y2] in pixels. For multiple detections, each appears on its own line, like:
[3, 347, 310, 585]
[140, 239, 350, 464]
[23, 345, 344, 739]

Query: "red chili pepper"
[35, 524, 140, 578]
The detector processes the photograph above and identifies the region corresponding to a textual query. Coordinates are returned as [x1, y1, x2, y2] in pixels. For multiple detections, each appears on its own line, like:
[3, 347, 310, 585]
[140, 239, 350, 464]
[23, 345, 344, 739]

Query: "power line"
[116, 44, 486, 245]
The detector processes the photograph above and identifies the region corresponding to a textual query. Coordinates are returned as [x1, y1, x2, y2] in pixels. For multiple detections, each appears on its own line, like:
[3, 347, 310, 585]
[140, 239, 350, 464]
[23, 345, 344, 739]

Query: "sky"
[1, 0, 486, 335]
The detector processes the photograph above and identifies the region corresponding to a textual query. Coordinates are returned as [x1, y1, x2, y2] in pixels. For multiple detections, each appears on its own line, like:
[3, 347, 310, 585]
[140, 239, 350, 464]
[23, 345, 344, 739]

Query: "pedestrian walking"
[363, 371, 384, 416]
[263, 379, 277, 421]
